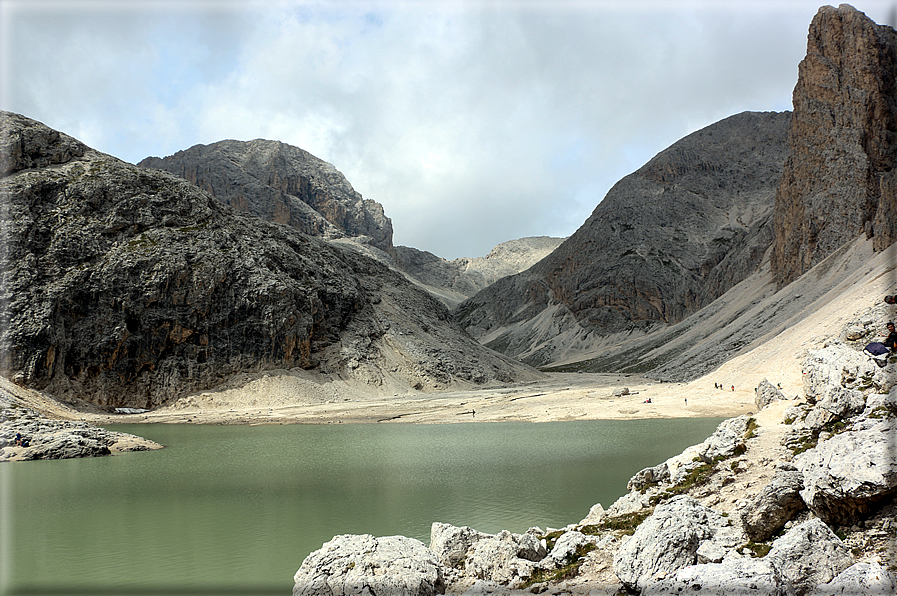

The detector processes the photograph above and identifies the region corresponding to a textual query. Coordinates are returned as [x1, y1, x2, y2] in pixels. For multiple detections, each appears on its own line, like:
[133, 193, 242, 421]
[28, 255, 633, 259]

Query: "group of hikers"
[713, 383, 735, 391]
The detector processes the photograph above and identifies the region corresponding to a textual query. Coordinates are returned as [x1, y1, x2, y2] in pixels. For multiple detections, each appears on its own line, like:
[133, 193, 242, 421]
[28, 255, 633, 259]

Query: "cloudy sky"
[2, 0, 894, 259]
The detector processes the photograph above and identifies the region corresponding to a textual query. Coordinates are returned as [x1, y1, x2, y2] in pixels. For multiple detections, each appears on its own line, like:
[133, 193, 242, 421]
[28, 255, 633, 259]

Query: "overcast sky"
[2, 1, 895, 260]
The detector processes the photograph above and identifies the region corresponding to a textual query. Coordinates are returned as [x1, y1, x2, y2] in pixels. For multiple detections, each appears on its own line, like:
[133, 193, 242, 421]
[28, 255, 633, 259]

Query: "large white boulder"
[807, 560, 896, 596]
[612, 496, 740, 592]
[293, 534, 445, 596]
[795, 417, 897, 525]
[650, 558, 793, 596]
[429, 522, 489, 568]
[766, 518, 854, 596]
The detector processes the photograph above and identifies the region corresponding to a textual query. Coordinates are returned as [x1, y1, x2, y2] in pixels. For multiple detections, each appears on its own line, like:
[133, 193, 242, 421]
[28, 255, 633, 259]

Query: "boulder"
[541, 531, 590, 569]
[462, 530, 546, 586]
[292, 534, 445, 596]
[650, 558, 792, 596]
[807, 560, 896, 596]
[844, 325, 867, 341]
[766, 518, 854, 596]
[817, 387, 866, 418]
[577, 502, 605, 526]
[627, 463, 669, 491]
[612, 496, 739, 592]
[757, 378, 787, 410]
[429, 523, 489, 569]
[802, 344, 875, 406]
[21, 431, 111, 460]
[740, 464, 807, 542]
[695, 415, 750, 463]
[795, 418, 897, 525]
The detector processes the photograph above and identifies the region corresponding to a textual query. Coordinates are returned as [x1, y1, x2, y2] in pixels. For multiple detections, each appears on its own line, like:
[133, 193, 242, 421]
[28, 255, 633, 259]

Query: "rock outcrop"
[139, 139, 394, 254]
[772, 4, 897, 287]
[456, 111, 791, 365]
[0, 112, 538, 408]
[0, 404, 161, 461]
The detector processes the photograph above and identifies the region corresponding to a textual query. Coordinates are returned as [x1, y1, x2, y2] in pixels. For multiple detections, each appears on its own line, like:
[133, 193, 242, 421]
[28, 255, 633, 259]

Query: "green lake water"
[1, 418, 724, 596]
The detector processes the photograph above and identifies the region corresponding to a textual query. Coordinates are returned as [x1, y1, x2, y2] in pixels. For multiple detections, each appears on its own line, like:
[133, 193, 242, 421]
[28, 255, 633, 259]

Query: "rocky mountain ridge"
[139, 139, 395, 254]
[772, 4, 897, 287]
[457, 110, 792, 366]
[139, 140, 563, 309]
[0, 111, 538, 409]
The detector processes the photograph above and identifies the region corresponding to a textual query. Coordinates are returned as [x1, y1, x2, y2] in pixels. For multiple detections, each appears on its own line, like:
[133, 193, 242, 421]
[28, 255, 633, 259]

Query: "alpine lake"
[3, 417, 725, 595]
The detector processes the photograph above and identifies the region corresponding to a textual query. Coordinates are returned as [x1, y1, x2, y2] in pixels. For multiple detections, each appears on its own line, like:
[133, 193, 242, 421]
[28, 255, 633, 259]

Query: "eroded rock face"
[771, 5, 897, 287]
[292, 534, 445, 596]
[0, 112, 537, 408]
[140, 139, 394, 254]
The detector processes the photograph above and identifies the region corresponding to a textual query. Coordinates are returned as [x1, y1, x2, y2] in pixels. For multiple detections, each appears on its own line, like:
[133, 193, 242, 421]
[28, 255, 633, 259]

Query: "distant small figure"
[731, 385, 735, 392]
[472, 409, 475, 418]
[684, 398, 688, 406]
[777, 382, 782, 389]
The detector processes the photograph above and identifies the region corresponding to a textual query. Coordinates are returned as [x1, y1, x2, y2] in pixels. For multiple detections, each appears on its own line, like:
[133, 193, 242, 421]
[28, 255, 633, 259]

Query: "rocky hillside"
[457, 110, 791, 365]
[392, 236, 565, 308]
[0, 112, 538, 409]
[772, 4, 897, 287]
[139, 139, 394, 254]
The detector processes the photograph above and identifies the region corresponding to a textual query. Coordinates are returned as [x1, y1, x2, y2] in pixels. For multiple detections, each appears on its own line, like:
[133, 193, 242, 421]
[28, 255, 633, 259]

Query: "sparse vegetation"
[743, 417, 759, 439]
[593, 509, 654, 535]
[518, 543, 596, 589]
[743, 542, 771, 558]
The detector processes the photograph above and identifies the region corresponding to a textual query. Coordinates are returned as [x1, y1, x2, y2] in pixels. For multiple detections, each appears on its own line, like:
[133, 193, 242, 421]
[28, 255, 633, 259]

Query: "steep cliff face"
[0, 112, 536, 408]
[139, 139, 394, 254]
[457, 111, 791, 365]
[772, 4, 897, 287]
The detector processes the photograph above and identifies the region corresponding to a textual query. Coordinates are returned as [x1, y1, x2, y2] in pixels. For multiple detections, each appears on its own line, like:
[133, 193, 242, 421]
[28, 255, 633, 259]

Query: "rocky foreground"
[291, 306, 897, 595]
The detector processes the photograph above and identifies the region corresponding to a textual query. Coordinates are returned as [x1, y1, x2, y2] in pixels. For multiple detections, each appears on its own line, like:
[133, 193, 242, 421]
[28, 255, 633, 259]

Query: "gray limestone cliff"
[0, 112, 537, 409]
[457, 111, 791, 365]
[772, 4, 897, 287]
[139, 139, 394, 254]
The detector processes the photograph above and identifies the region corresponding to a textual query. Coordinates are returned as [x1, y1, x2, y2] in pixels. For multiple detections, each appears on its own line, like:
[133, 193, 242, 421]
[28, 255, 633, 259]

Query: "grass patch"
[743, 542, 771, 558]
[650, 461, 715, 505]
[518, 543, 596, 589]
[594, 509, 653, 535]
[743, 417, 759, 439]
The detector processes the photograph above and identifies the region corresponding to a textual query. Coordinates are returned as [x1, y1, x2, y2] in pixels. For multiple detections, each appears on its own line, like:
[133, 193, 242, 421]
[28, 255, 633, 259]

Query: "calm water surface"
[2, 418, 723, 595]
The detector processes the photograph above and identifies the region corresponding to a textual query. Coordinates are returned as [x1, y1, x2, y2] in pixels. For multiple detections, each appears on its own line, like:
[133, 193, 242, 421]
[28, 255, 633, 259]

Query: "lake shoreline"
[83, 372, 761, 427]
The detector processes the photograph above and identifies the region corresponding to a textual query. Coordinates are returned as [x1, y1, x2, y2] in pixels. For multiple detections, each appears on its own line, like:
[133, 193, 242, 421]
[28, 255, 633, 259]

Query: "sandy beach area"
[80, 371, 764, 427]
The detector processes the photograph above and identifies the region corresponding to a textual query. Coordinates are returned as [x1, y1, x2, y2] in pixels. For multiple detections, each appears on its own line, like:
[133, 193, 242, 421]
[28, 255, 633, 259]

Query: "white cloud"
[3, 0, 895, 259]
